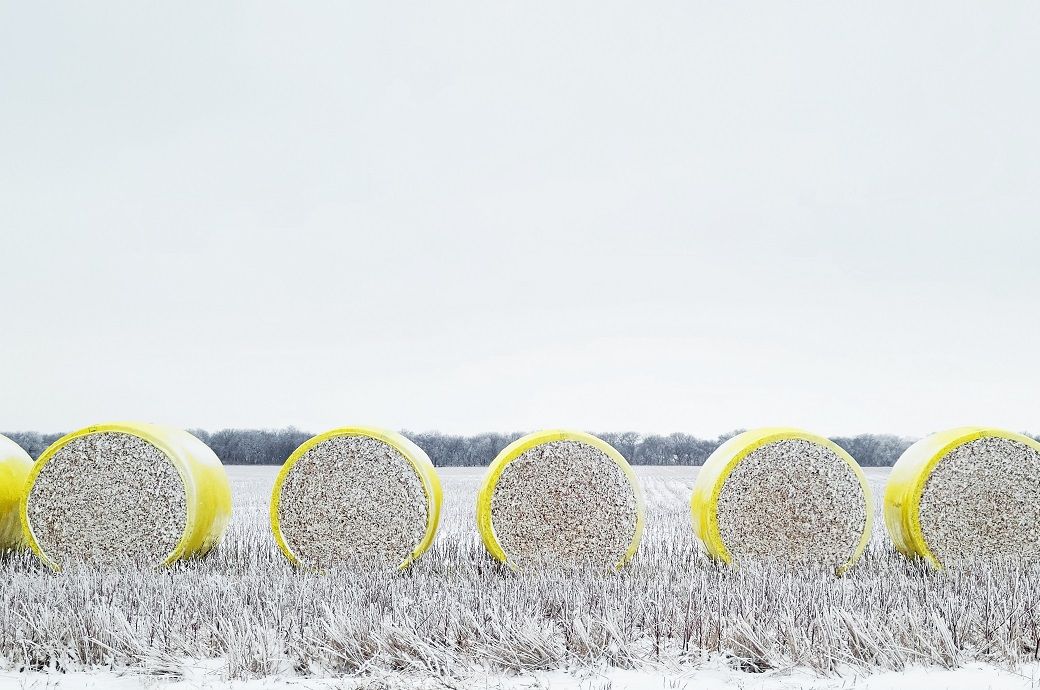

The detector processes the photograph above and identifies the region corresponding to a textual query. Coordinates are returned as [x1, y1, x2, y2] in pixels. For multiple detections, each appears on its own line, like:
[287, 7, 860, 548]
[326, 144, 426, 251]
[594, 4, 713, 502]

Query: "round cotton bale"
[690, 428, 873, 573]
[21, 422, 232, 570]
[476, 430, 645, 570]
[270, 427, 442, 570]
[0, 434, 33, 550]
[885, 427, 1040, 568]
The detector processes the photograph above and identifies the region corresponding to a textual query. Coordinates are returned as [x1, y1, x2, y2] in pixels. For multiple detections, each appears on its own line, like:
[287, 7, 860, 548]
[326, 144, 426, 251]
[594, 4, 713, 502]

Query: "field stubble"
[3, 466, 1040, 682]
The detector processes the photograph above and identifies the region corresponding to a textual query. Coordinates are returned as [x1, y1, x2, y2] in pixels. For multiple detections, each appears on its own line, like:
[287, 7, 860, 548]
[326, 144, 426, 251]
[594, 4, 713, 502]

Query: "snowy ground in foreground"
[4, 663, 1040, 690]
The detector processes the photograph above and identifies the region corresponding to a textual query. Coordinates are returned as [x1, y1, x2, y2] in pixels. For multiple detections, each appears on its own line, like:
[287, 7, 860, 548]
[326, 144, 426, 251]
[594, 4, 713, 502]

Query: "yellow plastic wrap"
[476, 429, 646, 569]
[0, 434, 34, 550]
[270, 427, 443, 570]
[883, 426, 1040, 569]
[690, 427, 873, 574]
[21, 422, 232, 570]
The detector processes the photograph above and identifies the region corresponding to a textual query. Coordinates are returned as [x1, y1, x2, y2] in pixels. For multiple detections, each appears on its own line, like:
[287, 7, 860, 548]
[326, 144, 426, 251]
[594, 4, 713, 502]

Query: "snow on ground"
[4, 663, 1040, 690]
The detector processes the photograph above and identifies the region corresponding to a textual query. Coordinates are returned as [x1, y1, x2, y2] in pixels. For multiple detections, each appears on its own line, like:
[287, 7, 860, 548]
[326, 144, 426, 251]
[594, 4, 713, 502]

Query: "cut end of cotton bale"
[477, 431, 645, 570]
[26, 432, 187, 567]
[21, 423, 231, 571]
[885, 428, 1040, 568]
[271, 429, 441, 570]
[1, 434, 34, 550]
[692, 429, 872, 573]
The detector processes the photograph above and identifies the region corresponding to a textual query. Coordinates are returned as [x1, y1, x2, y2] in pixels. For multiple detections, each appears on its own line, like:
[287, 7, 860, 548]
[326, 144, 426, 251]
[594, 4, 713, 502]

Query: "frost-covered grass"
[3, 467, 1040, 684]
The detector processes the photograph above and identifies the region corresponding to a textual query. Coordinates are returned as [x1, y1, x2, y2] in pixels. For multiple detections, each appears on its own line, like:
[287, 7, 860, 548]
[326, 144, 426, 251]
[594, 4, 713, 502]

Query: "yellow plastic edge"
[690, 427, 874, 575]
[883, 426, 1039, 570]
[0, 434, 34, 550]
[20, 422, 232, 571]
[269, 426, 443, 571]
[475, 429, 647, 570]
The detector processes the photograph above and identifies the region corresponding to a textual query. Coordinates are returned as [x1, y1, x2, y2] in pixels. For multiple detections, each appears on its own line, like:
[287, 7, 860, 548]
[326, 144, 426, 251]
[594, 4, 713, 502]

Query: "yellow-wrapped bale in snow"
[884, 427, 1040, 568]
[0, 434, 34, 550]
[691, 428, 872, 573]
[270, 427, 442, 570]
[21, 422, 231, 570]
[476, 430, 645, 570]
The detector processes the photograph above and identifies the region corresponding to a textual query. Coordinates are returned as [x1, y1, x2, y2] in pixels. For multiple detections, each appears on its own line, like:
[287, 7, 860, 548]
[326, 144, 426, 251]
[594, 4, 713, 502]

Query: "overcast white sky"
[2, 2, 1038, 437]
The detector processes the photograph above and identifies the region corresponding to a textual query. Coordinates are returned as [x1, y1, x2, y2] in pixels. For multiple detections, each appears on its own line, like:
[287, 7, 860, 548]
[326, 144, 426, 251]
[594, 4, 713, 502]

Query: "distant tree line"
[3, 427, 952, 467]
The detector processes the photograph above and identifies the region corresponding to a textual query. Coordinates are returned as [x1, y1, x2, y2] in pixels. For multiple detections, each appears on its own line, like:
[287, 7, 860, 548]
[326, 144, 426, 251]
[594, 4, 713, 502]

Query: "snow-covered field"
[5, 659, 1040, 689]
[4, 466, 1040, 689]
